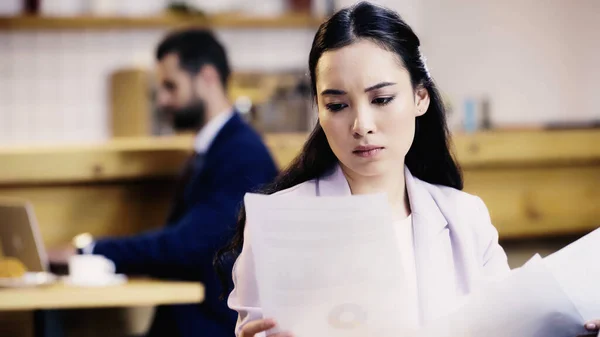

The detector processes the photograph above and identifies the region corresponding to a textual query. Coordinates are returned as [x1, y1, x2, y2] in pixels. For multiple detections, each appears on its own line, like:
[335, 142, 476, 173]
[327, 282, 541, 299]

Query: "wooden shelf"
[0, 130, 599, 240]
[0, 13, 325, 30]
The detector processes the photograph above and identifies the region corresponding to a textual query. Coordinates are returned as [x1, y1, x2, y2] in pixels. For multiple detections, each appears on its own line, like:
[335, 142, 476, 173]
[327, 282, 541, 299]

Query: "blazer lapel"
[315, 165, 351, 196]
[405, 167, 459, 325]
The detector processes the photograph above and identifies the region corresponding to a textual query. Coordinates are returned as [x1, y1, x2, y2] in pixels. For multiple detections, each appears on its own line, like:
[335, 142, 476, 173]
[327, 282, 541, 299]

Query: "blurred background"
[0, 0, 598, 143]
[0, 0, 599, 336]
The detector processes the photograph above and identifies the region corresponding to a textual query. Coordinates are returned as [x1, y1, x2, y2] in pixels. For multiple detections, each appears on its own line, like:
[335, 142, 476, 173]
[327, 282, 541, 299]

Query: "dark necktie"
[183, 153, 206, 197]
[166, 152, 206, 224]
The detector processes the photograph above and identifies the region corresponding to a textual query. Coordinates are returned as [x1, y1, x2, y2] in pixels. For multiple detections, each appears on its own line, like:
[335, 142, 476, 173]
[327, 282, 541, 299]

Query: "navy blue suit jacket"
[93, 113, 278, 337]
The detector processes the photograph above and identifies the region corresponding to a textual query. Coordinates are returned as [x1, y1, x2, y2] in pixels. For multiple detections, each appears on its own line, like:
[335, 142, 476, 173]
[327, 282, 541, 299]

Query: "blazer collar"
[404, 166, 448, 235]
[194, 109, 235, 154]
[204, 111, 243, 159]
[315, 164, 351, 197]
[316, 163, 448, 233]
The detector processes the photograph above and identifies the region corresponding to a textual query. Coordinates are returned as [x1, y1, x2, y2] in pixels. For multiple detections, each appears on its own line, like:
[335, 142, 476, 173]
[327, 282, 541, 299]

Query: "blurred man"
[49, 29, 278, 337]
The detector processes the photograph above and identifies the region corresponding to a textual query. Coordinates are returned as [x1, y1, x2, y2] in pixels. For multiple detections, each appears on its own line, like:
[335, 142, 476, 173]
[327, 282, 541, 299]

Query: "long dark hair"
[214, 1, 462, 295]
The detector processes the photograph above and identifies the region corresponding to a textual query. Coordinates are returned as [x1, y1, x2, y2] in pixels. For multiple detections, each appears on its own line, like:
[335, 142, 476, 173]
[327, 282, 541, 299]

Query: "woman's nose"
[352, 108, 376, 137]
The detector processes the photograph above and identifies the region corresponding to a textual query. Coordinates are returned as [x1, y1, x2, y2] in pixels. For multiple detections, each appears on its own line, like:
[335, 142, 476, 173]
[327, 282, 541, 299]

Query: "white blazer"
[228, 164, 511, 335]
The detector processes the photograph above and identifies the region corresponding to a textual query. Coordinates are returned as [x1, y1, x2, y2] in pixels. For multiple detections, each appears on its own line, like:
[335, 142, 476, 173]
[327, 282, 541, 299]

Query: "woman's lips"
[352, 146, 384, 158]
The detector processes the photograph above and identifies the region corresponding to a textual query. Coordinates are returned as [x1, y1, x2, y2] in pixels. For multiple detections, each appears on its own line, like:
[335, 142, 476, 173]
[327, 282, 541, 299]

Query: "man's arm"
[92, 159, 273, 278]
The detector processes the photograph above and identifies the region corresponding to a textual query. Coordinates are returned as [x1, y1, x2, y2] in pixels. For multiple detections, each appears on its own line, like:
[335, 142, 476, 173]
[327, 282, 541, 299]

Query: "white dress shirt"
[194, 109, 235, 154]
[394, 214, 419, 329]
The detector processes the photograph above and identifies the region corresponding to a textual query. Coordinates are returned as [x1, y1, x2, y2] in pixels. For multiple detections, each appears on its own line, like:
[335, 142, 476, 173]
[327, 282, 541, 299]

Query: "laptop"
[0, 198, 49, 273]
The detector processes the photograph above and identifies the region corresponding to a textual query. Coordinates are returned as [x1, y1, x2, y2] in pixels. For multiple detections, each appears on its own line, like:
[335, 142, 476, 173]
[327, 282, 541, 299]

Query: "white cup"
[68, 255, 116, 286]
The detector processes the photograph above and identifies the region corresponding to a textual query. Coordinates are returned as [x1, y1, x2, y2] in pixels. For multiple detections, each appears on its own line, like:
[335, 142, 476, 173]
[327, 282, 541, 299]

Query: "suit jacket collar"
[315, 164, 351, 196]
[404, 166, 449, 235]
[194, 109, 235, 154]
[204, 111, 244, 161]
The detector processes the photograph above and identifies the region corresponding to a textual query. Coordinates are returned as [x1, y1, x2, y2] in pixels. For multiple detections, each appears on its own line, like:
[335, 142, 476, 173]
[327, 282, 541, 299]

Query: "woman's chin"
[346, 161, 390, 178]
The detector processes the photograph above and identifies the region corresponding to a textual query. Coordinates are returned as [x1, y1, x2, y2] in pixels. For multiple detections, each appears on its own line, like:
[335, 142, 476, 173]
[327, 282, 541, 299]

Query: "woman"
[215, 2, 600, 336]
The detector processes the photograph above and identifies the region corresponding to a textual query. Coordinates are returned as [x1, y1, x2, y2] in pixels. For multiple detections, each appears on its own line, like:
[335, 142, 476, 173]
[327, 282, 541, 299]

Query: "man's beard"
[166, 100, 206, 132]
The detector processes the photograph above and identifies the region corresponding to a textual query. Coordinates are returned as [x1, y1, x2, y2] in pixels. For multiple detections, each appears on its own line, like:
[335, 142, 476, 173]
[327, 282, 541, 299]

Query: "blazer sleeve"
[92, 157, 272, 278]
[473, 196, 511, 279]
[227, 222, 265, 337]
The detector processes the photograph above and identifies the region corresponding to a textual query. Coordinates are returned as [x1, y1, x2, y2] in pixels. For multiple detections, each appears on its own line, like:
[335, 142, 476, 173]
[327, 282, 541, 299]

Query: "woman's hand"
[585, 320, 600, 336]
[240, 319, 294, 337]
[241, 318, 600, 337]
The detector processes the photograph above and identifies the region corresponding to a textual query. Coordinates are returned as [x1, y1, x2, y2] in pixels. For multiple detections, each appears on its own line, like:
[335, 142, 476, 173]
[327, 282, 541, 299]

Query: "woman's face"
[315, 39, 430, 178]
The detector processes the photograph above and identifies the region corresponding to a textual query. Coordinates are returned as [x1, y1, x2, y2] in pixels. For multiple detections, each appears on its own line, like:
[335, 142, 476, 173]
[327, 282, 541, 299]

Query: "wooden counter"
[1, 130, 598, 184]
[452, 130, 600, 238]
[0, 279, 204, 311]
[0, 130, 599, 243]
[0, 133, 306, 185]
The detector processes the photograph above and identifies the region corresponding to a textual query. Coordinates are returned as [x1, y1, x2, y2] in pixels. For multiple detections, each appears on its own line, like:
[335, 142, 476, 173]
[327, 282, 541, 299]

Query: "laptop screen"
[0, 200, 48, 273]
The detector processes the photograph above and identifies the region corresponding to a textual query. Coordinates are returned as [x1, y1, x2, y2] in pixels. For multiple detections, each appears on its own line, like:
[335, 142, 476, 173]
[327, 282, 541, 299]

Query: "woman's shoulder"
[417, 178, 509, 274]
[415, 179, 491, 227]
[420, 179, 487, 212]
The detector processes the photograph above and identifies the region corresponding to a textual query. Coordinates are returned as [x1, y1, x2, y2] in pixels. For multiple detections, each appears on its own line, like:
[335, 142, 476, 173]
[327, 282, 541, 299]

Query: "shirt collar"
[193, 109, 235, 154]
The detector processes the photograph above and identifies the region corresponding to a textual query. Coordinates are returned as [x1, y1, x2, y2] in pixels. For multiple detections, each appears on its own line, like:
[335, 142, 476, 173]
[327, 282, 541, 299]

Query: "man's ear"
[197, 64, 221, 87]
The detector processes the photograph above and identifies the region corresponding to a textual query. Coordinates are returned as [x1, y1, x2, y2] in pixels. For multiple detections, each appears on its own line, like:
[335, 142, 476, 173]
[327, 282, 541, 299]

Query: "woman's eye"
[325, 103, 347, 112]
[372, 96, 395, 105]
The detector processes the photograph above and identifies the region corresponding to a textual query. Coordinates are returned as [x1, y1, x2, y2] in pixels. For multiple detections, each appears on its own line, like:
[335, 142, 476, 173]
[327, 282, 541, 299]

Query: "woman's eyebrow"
[365, 82, 396, 92]
[320, 88, 346, 96]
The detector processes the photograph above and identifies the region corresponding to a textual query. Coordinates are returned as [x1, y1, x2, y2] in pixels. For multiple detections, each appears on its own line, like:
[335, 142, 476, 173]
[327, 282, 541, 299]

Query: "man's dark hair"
[156, 29, 231, 88]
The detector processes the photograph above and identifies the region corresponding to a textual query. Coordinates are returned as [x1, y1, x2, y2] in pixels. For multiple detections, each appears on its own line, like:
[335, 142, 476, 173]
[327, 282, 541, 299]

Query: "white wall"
[0, 0, 598, 145]
[419, 0, 600, 126]
[0, 28, 315, 145]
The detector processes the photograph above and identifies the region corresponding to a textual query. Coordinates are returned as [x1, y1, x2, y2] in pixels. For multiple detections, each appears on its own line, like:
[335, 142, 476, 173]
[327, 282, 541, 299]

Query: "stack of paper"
[420, 228, 600, 337]
[418, 255, 586, 337]
[545, 228, 600, 323]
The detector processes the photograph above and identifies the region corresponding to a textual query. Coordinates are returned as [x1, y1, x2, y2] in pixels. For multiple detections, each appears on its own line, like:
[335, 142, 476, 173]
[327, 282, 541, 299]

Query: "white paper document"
[544, 228, 600, 322]
[244, 192, 600, 337]
[418, 228, 600, 337]
[419, 229, 600, 337]
[417, 255, 588, 337]
[245, 192, 412, 337]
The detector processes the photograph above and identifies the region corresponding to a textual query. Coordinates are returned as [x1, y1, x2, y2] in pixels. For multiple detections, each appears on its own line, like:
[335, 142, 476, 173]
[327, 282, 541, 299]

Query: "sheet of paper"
[544, 228, 600, 322]
[244, 192, 413, 337]
[417, 255, 587, 337]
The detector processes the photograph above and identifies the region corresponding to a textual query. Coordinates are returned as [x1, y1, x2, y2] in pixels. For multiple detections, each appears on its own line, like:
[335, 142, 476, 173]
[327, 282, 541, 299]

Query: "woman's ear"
[415, 85, 430, 117]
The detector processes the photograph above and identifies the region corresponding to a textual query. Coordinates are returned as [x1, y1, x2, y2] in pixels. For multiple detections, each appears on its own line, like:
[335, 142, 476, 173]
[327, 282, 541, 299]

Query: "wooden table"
[0, 278, 204, 311]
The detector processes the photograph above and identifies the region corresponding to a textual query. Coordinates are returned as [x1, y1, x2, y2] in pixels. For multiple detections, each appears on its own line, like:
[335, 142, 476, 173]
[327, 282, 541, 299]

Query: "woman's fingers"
[240, 319, 294, 337]
[240, 319, 276, 337]
[585, 319, 600, 331]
